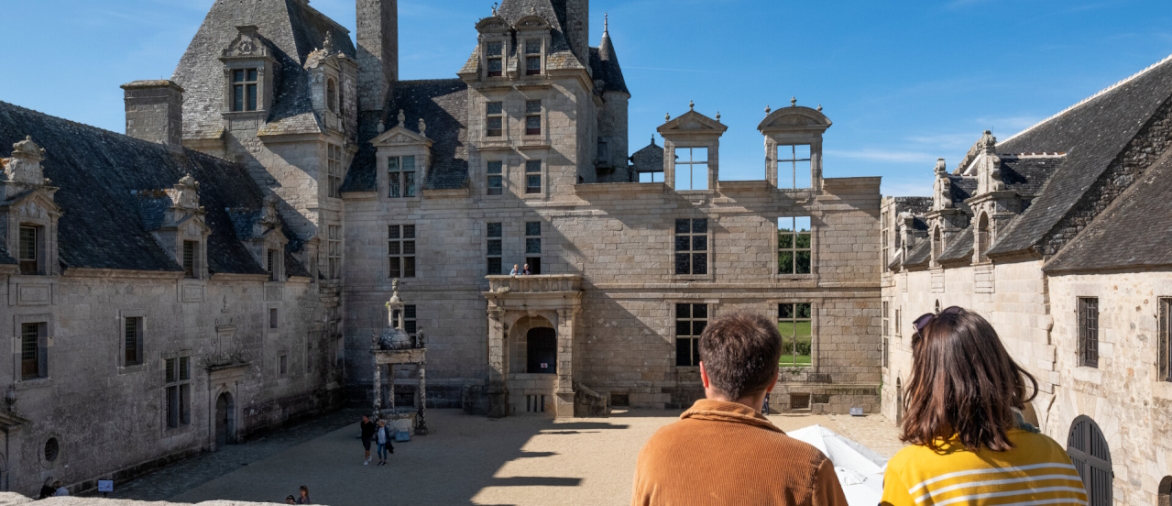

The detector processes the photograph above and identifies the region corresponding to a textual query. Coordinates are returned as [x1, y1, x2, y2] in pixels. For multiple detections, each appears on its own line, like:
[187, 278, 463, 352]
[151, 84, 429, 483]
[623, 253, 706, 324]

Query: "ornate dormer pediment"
[514, 14, 551, 31]
[757, 105, 832, 134]
[305, 32, 351, 70]
[7, 191, 62, 221]
[476, 15, 511, 34]
[658, 108, 728, 136]
[372, 111, 434, 149]
[222, 26, 271, 60]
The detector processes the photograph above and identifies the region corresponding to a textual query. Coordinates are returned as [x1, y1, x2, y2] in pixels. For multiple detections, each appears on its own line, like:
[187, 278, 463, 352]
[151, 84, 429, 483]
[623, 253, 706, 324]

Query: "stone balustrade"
[486, 274, 583, 294]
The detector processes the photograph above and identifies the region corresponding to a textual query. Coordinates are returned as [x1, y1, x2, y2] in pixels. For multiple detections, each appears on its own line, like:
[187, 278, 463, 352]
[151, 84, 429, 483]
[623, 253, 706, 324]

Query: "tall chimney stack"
[121, 80, 185, 154]
[357, 0, 398, 113]
[558, 0, 589, 67]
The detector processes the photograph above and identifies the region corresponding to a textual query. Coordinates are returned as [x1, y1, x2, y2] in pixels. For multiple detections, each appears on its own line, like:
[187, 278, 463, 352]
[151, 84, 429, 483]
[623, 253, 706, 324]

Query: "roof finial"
[765, 105, 772, 115]
[397, 109, 406, 125]
[651, 134, 655, 145]
[665, 112, 671, 121]
[689, 100, 694, 111]
[492, 3, 497, 15]
[715, 111, 721, 121]
[418, 118, 427, 137]
[604, 13, 609, 33]
[817, 104, 823, 112]
[791, 96, 797, 107]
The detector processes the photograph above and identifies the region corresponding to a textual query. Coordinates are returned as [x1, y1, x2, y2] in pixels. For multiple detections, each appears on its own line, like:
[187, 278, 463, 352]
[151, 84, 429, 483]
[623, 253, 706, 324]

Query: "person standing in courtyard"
[375, 419, 391, 466]
[360, 415, 376, 465]
[631, 312, 848, 506]
[880, 307, 1088, 506]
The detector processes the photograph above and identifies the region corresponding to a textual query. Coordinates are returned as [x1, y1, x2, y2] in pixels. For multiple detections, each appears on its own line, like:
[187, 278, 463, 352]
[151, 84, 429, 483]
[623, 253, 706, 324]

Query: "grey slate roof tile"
[939, 225, 974, 263]
[589, 31, 629, 95]
[997, 155, 1064, 197]
[1044, 154, 1172, 272]
[630, 138, 663, 174]
[342, 80, 470, 193]
[904, 240, 932, 267]
[988, 55, 1172, 256]
[0, 100, 303, 276]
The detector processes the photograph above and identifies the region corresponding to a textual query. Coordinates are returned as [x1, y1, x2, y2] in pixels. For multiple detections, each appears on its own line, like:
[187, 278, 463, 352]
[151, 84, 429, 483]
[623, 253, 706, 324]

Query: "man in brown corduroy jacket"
[631, 312, 849, 506]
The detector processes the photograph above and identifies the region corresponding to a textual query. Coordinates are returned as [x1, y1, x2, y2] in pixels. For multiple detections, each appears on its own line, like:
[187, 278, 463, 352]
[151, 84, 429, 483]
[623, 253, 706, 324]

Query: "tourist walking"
[631, 312, 848, 505]
[376, 419, 395, 465]
[296, 485, 311, 504]
[360, 415, 376, 465]
[38, 478, 55, 499]
[880, 306, 1088, 505]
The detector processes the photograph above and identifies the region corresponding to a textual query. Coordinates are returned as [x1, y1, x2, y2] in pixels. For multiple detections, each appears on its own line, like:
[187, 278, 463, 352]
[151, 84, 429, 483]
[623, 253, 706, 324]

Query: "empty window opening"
[486, 102, 503, 137]
[675, 303, 708, 367]
[327, 225, 342, 279]
[266, 248, 279, 282]
[674, 219, 708, 276]
[779, 303, 813, 367]
[1079, 297, 1099, 368]
[279, 355, 288, 375]
[231, 68, 259, 112]
[486, 222, 503, 275]
[610, 392, 630, 407]
[976, 213, 991, 263]
[269, 308, 279, 330]
[778, 144, 811, 189]
[327, 78, 338, 112]
[183, 240, 198, 278]
[674, 147, 708, 191]
[388, 224, 417, 279]
[526, 327, 557, 374]
[21, 322, 46, 380]
[525, 221, 542, 275]
[778, 217, 812, 275]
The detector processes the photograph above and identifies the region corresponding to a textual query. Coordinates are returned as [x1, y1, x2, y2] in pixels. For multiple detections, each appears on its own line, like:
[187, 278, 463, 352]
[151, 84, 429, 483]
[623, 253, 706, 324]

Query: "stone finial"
[665, 112, 670, 121]
[979, 129, 997, 152]
[934, 158, 948, 175]
[418, 118, 427, 137]
[817, 104, 823, 112]
[765, 105, 772, 115]
[165, 173, 202, 211]
[791, 97, 797, 107]
[5, 136, 47, 185]
[689, 100, 694, 111]
[604, 13, 609, 33]
[397, 109, 406, 125]
[386, 278, 404, 329]
[322, 32, 335, 54]
[178, 173, 199, 189]
[260, 194, 280, 225]
[492, 2, 497, 15]
[377, 120, 386, 133]
[715, 112, 721, 121]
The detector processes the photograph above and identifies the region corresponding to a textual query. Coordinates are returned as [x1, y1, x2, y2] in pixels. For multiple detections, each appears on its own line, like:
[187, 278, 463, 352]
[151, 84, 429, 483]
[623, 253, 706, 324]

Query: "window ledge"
[15, 377, 52, 391]
[119, 364, 146, 375]
[671, 274, 715, 283]
[162, 424, 197, 437]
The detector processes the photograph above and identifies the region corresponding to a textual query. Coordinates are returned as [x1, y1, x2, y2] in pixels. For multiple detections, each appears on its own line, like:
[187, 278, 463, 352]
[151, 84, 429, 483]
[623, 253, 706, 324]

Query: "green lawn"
[778, 321, 812, 367]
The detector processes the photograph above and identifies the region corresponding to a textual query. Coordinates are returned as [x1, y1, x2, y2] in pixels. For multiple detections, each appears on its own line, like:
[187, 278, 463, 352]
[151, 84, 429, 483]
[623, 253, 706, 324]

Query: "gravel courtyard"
[113, 408, 903, 506]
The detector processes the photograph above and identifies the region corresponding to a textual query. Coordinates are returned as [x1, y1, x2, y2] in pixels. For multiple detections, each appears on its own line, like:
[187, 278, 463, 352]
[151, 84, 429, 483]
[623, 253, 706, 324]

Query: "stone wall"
[0, 272, 337, 497]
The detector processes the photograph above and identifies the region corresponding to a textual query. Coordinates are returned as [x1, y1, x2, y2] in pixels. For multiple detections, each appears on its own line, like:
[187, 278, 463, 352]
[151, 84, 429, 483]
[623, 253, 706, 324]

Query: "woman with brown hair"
[881, 306, 1088, 506]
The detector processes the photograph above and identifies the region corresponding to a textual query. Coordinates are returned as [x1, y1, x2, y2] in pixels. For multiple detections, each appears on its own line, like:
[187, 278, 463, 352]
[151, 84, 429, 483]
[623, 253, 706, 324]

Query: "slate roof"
[988, 54, 1172, 256]
[590, 30, 629, 95]
[893, 197, 932, 215]
[997, 155, 1064, 197]
[495, 0, 587, 71]
[1044, 153, 1172, 272]
[630, 138, 663, 174]
[0, 100, 305, 276]
[341, 80, 470, 193]
[948, 176, 977, 208]
[904, 240, 932, 268]
[173, 0, 356, 139]
[938, 225, 974, 263]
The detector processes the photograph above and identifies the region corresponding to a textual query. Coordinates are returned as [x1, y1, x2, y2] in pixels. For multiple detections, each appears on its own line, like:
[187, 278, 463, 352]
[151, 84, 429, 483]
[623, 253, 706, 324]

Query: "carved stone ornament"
[165, 173, 201, 211]
[223, 26, 269, 59]
[5, 136, 47, 185]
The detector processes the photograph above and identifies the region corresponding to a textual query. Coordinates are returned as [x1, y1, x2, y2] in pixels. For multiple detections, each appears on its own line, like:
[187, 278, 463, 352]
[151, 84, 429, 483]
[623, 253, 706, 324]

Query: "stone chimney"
[555, 0, 590, 67]
[121, 80, 185, 154]
[357, 0, 398, 112]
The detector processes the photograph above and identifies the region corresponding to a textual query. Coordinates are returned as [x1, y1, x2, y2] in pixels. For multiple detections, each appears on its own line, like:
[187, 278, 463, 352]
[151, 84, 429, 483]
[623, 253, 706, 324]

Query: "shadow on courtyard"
[112, 408, 644, 505]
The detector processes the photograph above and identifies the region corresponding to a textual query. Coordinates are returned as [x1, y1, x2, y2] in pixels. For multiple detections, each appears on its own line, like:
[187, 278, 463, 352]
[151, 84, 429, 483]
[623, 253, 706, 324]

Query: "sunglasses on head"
[913, 306, 963, 336]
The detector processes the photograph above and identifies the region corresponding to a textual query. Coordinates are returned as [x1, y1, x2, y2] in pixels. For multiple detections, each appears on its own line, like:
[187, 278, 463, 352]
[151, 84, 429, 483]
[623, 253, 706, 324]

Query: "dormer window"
[19, 225, 40, 275]
[266, 248, 280, 281]
[327, 78, 338, 113]
[674, 147, 709, 191]
[525, 41, 542, 75]
[387, 155, 416, 198]
[486, 42, 504, 77]
[525, 101, 542, 136]
[182, 240, 198, 279]
[779, 144, 812, 189]
[486, 102, 504, 137]
[231, 69, 259, 112]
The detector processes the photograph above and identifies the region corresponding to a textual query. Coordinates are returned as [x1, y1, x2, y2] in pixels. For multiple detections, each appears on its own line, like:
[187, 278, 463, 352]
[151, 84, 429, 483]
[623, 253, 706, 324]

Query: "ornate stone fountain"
[370, 279, 429, 435]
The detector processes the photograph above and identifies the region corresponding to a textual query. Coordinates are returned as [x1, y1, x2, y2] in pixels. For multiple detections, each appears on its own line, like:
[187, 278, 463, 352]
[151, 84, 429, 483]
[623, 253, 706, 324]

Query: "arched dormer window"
[327, 78, 338, 113]
[931, 226, 943, 266]
[976, 212, 991, 263]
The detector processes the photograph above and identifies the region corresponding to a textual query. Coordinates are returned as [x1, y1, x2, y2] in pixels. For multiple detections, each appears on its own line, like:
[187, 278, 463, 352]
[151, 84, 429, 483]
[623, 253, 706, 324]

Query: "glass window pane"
[675, 254, 690, 275]
[233, 86, 244, 111]
[488, 176, 502, 194]
[526, 101, 541, 114]
[233, 70, 244, 82]
[676, 303, 690, 319]
[247, 69, 258, 81]
[389, 257, 401, 278]
[526, 238, 541, 255]
[526, 41, 541, 55]
[487, 102, 503, 115]
[247, 85, 258, 111]
[402, 156, 415, 171]
[487, 161, 502, 175]
[488, 258, 502, 275]
[692, 341, 702, 366]
[526, 222, 541, 236]
[403, 241, 415, 255]
[692, 219, 708, 234]
[692, 304, 707, 319]
[526, 176, 542, 193]
[692, 236, 707, 252]
[780, 303, 794, 319]
[675, 219, 690, 234]
[676, 321, 691, 337]
[404, 172, 415, 197]
[487, 42, 503, 56]
[403, 225, 415, 239]
[404, 257, 415, 278]
[389, 225, 400, 239]
[387, 157, 399, 172]
[676, 339, 693, 366]
[693, 321, 708, 336]
[692, 253, 707, 275]
[487, 223, 502, 238]
[797, 303, 812, 319]
[526, 116, 541, 131]
[388, 241, 401, 255]
[675, 236, 690, 252]
[487, 239, 502, 256]
[526, 161, 542, 173]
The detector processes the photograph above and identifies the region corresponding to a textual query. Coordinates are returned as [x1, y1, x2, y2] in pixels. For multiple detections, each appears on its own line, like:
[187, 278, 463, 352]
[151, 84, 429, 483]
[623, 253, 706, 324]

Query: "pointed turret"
[594, 14, 629, 95]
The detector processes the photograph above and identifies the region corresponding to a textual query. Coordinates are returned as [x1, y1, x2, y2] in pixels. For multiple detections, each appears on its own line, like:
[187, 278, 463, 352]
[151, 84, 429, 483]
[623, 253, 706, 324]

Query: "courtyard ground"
[112, 407, 903, 505]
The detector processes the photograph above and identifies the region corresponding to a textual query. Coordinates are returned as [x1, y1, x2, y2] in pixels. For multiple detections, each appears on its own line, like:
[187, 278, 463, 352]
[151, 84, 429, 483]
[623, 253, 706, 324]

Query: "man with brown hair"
[631, 311, 848, 506]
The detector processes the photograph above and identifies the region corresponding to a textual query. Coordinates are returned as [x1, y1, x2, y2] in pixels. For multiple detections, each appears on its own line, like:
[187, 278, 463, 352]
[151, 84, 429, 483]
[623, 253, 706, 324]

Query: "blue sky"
[2, 0, 1170, 196]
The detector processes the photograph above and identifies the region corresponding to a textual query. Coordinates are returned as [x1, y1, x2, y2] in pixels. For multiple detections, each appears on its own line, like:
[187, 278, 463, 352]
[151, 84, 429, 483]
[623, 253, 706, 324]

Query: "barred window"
[266, 248, 279, 282]
[1079, 297, 1099, 368]
[525, 221, 542, 275]
[487, 161, 504, 196]
[183, 240, 198, 279]
[778, 217, 812, 275]
[165, 356, 191, 428]
[675, 303, 707, 367]
[486, 42, 504, 77]
[674, 219, 708, 275]
[124, 317, 143, 366]
[486, 102, 503, 137]
[487, 223, 503, 275]
[387, 155, 417, 198]
[404, 305, 417, 336]
[388, 224, 416, 279]
[779, 303, 813, 367]
[525, 160, 542, 194]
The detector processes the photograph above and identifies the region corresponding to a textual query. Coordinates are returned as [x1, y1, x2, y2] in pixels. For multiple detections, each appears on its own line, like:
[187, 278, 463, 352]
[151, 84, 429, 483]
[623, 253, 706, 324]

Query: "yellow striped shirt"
[882, 429, 1088, 506]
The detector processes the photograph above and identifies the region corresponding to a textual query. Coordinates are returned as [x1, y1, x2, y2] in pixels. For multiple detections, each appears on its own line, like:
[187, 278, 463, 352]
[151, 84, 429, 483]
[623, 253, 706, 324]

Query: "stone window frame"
[327, 143, 345, 200]
[386, 154, 418, 199]
[1160, 297, 1171, 382]
[777, 302, 814, 369]
[162, 352, 192, 431]
[521, 158, 547, 198]
[776, 216, 814, 277]
[483, 39, 506, 78]
[18, 225, 41, 276]
[673, 146, 710, 192]
[118, 309, 147, 373]
[327, 224, 343, 279]
[485, 221, 504, 276]
[777, 144, 814, 190]
[672, 301, 714, 369]
[671, 217, 714, 282]
[326, 77, 339, 113]
[387, 223, 417, 279]
[486, 101, 505, 138]
[9, 197, 60, 277]
[376, 143, 429, 204]
[770, 299, 821, 371]
[485, 159, 507, 197]
[13, 313, 52, 388]
[524, 100, 543, 136]
[524, 221, 542, 275]
[229, 68, 260, 112]
[1078, 297, 1100, 368]
[523, 39, 545, 76]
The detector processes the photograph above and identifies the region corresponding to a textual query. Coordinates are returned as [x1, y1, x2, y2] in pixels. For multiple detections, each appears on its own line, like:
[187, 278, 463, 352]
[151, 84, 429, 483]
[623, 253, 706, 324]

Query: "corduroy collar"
[681, 399, 784, 433]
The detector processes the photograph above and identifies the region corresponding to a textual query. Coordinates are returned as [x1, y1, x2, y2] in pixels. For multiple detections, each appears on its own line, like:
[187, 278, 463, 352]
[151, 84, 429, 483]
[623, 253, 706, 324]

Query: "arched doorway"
[526, 328, 557, 374]
[215, 392, 235, 448]
[895, 378, 903, 424]
[1068, 415, 1112, 506]
[1159, 476, 1171, 506]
